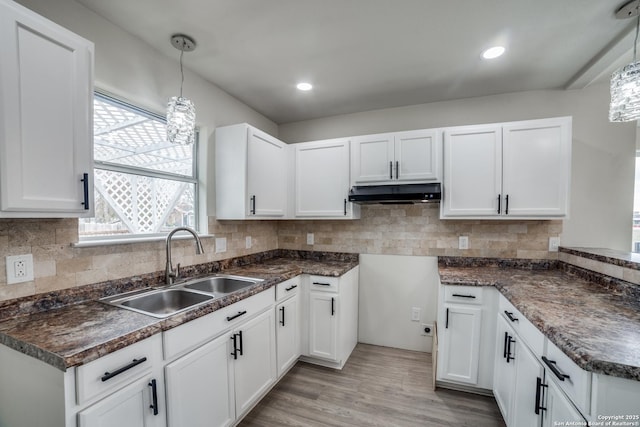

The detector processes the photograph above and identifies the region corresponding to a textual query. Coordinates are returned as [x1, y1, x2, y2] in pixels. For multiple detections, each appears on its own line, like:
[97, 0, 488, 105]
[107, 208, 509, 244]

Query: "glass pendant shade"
[167, 96, 196, 144]
[610, 60, 640, 122]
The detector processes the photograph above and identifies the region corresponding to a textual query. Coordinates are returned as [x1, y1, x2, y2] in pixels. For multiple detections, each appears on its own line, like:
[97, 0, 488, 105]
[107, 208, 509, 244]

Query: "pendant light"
[167, 34, 197, 144]
[610, 0, 640, 122]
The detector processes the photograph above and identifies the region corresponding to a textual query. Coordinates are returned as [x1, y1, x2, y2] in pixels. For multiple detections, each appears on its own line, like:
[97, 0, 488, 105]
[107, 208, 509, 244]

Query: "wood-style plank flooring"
[239, 344, 506, 427]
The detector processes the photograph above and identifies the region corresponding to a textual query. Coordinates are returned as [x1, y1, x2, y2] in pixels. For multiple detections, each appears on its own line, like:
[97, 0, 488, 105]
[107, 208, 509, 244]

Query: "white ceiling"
[76, 0, 634, 124]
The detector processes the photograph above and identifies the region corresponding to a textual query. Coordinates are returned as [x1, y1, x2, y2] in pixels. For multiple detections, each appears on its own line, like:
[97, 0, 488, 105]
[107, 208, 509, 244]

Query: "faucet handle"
[175, 263, 181, 279]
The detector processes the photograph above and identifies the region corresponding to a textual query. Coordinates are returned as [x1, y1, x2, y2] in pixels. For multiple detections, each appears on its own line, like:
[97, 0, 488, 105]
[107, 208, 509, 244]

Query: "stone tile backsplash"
[0, 204, 562, 301]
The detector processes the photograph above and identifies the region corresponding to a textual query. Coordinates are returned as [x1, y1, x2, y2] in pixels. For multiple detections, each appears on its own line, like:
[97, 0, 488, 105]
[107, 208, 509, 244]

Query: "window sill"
[72, 234, 215, 248]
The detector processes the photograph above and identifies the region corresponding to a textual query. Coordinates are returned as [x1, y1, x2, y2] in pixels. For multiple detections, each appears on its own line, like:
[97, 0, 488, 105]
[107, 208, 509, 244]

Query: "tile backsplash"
[0, 204, 561, 301]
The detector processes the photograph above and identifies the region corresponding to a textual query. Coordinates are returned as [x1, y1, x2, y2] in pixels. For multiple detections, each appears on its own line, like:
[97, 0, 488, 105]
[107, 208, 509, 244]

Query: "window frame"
[79, 91, 201, 243]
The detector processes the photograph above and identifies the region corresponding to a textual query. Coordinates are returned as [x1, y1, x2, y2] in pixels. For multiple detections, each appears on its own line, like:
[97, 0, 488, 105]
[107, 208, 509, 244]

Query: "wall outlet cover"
[421, 323, 434, 337]
[215, 237, 227, 253]
[548, 236, 560, 252]
[6, 254, 34, 284]
[458, 236, 469, 250]
[306, 233, 314, 245]
[245, 236, 252, 249]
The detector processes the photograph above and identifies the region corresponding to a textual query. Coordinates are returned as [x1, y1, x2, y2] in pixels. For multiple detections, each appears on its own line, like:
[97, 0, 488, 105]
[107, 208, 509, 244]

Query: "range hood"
[348, 183, 441, 205]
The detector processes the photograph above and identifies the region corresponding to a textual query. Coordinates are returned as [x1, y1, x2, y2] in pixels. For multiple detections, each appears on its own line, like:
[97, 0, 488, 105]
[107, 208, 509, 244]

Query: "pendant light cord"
[179, 45, 185, 98]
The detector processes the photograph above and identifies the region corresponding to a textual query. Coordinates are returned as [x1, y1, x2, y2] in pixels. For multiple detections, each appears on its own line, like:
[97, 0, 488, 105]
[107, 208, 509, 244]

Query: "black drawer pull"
[148, 379, 159, 416]
[389, 161, 393, 179]
[542, 356, 571, 381]
[230, 334, 238, 359]
[226, 310, 247, 321]
[101, 357, 147, 382]
[285, 284, 298, 291]
[238, 330, 243, 356]
[504, 310, 519, 322]
[445, 308, 449, 329]
[81, 173, 90, 210]
[250, 195, 256, 215]
[280, 306, 285, 326]
[506, 336, 515, 363]
[312, 281, 331, 286]
[497, 194, 501, 214]
[331, 297, 335, 316]
[344, 198, 347, 216]
[452, 293, 476, 299]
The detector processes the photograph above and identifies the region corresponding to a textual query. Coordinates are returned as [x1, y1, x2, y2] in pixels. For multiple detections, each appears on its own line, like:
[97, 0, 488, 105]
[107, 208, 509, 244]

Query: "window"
[79, 93, 199, 240]
[634, 150, 640, 252]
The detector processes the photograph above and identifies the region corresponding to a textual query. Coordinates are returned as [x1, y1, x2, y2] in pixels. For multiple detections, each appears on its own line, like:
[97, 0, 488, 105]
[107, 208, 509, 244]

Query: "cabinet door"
[0, 1, 93, 216]
[165, 333, 234, 427]
[276, 294, 300, 377]
[493, 315, 517, 424]
[295, 139, 350, 217]
[351, 133, 395, 183]
[511, 340, 544, 427]
[234, 309, 277, 417]
[442, 125, 502, 217]
[308, 292, 338, 361]
[439, 305, 482, 384]
[543, 376, 586, 427]
[502, 118, 571, 217]
[246, 127, 287, 217]
[394, 129, 439, 182]
[78, 376, 163, 427]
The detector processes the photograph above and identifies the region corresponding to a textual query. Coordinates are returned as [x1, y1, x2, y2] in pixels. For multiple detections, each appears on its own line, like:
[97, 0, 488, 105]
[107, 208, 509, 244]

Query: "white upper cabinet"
[215, 123, 288, 219]
[351, 129, 440, 185]
[0, 0, 94, 217]
[441, 117, 571, 219]
[294, 138, 359, 218]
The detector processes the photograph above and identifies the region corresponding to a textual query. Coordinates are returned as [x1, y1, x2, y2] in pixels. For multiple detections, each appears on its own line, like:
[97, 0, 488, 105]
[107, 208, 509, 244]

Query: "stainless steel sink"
[102, 288, 213, 318]
[181, 275, 262, 295]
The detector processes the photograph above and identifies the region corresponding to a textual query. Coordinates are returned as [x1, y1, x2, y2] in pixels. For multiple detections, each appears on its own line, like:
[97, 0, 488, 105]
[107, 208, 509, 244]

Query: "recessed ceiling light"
[296, 82, 313, 91]
[482, 46, 505, 59]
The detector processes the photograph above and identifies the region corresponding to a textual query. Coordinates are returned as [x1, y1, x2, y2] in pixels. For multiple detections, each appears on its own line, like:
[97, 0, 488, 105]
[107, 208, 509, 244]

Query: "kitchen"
[0, 0, 639, 426]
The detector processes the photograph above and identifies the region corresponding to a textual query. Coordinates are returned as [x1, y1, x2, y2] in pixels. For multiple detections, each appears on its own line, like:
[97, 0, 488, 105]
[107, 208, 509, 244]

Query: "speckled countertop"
[438, 257, 640, 382]
[0, 250, 358, 371]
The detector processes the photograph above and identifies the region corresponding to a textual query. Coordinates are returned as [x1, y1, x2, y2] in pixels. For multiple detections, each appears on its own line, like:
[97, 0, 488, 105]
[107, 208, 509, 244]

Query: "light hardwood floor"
[239, 344, 506, 427]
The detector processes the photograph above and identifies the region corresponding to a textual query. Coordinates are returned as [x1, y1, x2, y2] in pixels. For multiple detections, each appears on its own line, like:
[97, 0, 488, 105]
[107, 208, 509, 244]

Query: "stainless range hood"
[348, 183, 441, 205]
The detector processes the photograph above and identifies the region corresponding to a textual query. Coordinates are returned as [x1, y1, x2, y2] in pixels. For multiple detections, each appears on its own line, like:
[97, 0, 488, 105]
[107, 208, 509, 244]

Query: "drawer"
[443, 285, 483, 304]
[544, 339, 592, 415]
[76, 334, 162, 405]
[499, 294, 545, 356]
[309, 275, 339, 292]
[276, 276, 301, 302]
[163, 287, 274, 360]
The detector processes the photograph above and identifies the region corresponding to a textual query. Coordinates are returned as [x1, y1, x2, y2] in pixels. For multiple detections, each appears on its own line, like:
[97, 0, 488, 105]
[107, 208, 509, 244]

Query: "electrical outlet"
[6, 254, 34, 284]
[411, 307, 421, 322]
[548, 237, 560, 252]
[245, 236, 252, 249]
[215, 237, 227, 253]
[421, 323, 433, 337]
[307, 233, 314, 245]
[459, 236, 469, 250]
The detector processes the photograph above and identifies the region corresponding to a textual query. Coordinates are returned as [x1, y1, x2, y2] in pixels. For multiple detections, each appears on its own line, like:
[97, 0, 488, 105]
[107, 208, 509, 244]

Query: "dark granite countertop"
[0, 251, 358, 371]
[438, 258, 640, 382]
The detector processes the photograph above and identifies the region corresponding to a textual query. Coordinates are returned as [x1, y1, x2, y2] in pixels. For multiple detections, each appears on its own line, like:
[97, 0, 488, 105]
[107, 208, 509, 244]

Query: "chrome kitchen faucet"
[165, 226, 204, 285]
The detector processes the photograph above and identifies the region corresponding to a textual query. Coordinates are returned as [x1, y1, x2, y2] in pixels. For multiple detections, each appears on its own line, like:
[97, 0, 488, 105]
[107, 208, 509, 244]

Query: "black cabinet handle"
[226, 310, 247, 321]
[148, 379, 159, 416]
[101, 357, 147, 382]
[452, 293, 476, 299]
[506, 336, 515, 363]
[503, 332, 509, 359]
[504, 310, 519, 322]
[542, 356, 571, 381]
[389, 161, 393, 179]
[280, 306, 285, 326]
[331, 297, 335, 316]
[344, 198, 347, 216]
[313, 281, 331, 286]
[395, 161, 399, 179]
[250, 195, 256, 215]
[497, 194, 501, 214]
[238, 330, 243, 356]
[81, 173, 90, 210]
[230, 334, 238, 359]
[445, 308, 449, 329]
[535, 377, 548, 415]
[285, 284, 298, 291]
[505, 194, 509, 215]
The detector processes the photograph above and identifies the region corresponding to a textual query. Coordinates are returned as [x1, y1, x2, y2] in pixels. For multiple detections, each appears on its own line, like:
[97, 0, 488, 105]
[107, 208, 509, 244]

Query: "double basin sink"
[101, 275, 264, 318]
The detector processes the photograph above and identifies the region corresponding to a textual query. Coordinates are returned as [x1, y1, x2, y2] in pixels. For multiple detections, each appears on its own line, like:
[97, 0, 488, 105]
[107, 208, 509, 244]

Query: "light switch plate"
[307, 233, 314, 245]
[245, 236, 252, 249]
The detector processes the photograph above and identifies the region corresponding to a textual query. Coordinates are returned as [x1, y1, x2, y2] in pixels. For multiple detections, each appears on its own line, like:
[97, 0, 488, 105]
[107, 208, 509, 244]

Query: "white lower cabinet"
[543, 376, 584, 427]
[308, 291, 338, 360]
[165, 333, 234, 427]
[510, 337, 543, 427]
[493, 315, 517, 420]
[276, 292, 300, 377]
[436, 285, 496, 390]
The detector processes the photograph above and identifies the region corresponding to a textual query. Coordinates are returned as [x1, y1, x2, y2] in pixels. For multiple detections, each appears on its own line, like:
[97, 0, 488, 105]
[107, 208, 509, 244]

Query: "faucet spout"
[165, 227, 204, 285]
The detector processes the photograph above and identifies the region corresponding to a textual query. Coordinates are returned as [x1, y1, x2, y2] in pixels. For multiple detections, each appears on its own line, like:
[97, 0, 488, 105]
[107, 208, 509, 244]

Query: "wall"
[0, 0, 281, 301]
[280, 83, 637, 252]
